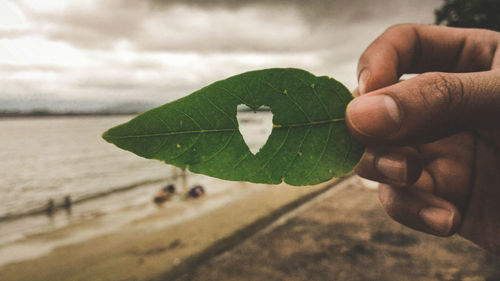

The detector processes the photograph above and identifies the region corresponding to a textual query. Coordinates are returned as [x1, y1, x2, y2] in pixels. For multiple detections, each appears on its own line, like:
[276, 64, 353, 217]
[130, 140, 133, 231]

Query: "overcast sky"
[0, 0, 442, 111]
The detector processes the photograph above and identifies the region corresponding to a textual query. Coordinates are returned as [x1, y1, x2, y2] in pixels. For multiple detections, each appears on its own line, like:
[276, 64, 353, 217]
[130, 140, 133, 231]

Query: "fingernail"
[419, 207, 453, 236]
[358, 69, 370, 95]
[347, 95, 400, 137]
[375, 153, 406, 182]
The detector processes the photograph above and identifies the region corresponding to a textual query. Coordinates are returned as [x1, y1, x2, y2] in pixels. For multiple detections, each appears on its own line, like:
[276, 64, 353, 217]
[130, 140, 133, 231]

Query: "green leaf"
[102, 68, 364, 186]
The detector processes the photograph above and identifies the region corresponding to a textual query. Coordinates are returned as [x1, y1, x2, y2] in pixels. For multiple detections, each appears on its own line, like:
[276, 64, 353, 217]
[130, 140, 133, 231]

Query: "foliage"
[435, 0, 500, 31]
[103, 68, 363, 186]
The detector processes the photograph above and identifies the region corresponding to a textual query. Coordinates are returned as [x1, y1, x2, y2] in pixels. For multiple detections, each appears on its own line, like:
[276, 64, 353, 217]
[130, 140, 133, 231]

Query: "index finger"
[357, 24, 500, 94]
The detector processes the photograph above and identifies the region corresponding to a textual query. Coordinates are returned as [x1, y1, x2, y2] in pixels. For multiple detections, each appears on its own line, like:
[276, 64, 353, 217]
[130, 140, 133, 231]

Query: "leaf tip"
[101, 130, 112, 143]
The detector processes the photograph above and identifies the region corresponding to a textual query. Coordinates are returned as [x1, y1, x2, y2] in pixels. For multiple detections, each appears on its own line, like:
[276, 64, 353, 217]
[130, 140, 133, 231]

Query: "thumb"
[346, 70, 500, 145]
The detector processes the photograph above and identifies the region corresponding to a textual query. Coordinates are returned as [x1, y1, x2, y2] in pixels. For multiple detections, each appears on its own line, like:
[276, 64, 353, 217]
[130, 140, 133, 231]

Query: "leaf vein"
[261, 127, 290, 169]
[283, 125, 311, 180]
[213, 85, 250, 108]
[171, 108, 203, 130]
[243, 84, 258, 109]
[200, 94, 237, 127]
[196, 108, 213, 126]
[341, 133, 353, 173]
[233, 151, 252, 169]
[154, 116, 173, 131]
[194, 131, 235, 165]
[265, 82, 312, 122]
[169, 133, 202, 160]
[105, 128, 237, 139]
[273, 118, 344, 129]
[296, 77, 332, 119]
[303, 123, 334, 181]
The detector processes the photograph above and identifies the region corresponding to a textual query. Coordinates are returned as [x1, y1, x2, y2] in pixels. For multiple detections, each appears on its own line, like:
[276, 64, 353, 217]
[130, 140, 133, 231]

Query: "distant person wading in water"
[347, 24, 500, 255]
[188, 185, 205, 199]
[154, 184, 176, 203]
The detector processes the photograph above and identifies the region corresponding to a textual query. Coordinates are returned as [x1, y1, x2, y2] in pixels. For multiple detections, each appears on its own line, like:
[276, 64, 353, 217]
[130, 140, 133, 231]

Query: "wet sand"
[1, 176, 498, 281]
[0, 179, 334, 281]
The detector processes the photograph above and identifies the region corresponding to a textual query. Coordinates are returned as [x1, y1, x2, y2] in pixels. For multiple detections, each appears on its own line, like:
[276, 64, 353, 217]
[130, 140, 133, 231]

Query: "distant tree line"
[435, 0, 500, 31]
[0, 109, 141, 118]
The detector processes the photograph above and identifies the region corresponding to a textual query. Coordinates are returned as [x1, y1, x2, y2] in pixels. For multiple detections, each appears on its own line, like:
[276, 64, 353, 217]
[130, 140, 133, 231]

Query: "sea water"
[0, 112, 273, 265]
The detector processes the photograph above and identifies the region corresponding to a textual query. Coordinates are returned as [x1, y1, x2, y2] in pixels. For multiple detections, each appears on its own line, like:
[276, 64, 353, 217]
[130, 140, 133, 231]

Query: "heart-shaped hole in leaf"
[102, 68, 365, 186]
[236, 104, 273, 155]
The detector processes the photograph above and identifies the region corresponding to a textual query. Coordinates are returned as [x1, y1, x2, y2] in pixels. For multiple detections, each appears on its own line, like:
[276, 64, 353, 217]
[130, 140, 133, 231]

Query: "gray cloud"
[150, 0, 381, 23]
[149, 0, 440, 27]
[17, 1, 146, 49]
[14, 0, 440, 52]
[3, 0, 442, 111]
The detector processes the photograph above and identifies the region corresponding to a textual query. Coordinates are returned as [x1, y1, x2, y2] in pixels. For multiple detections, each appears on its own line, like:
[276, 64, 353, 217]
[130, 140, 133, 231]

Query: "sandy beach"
[0, 178, 334, 281]
[179, 178, 500, 281]
[1, 176, 498, 281]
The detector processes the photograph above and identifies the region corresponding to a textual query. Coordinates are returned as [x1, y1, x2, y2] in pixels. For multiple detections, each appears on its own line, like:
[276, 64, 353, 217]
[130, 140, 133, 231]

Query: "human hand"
[346, 24, 500, 254]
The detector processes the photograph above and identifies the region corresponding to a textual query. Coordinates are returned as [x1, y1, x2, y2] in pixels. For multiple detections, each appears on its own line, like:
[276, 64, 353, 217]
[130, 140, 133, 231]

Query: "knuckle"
[418, 72, 465, 115]
[426, 72, 453, 102]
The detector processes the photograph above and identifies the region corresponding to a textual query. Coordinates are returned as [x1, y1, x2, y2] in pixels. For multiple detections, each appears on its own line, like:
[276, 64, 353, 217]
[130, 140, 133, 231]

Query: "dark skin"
[346, 24, 500, 255]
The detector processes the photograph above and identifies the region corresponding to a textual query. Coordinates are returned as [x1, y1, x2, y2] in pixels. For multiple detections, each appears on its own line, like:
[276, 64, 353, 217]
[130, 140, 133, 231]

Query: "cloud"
[14, 0, 439, 52]
[15, 0, 146, 49]
[149, 0, 380, 24]
[19, 2, 312, 52]
[1, 0, 442, 111]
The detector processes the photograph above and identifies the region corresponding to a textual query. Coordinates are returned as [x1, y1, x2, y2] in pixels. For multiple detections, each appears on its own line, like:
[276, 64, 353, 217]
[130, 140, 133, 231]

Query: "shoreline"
[0, 177, 170, 222]
[0, 113, 139, 119]
[0, 173, 242, 265]
[0, 178, 338, 281]
[2, 176, 495, 281]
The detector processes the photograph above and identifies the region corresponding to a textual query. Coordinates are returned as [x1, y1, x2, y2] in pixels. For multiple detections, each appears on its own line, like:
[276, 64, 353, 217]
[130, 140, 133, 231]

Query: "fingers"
[357, 24, 500, 95]
[379, 184, 462, 237]
[352, 87, 360, 97]
[346, 70, 500, 145]
[355, 147, 422, 187]
[359, 133, 474, 238]
[356, 133, 474, 196]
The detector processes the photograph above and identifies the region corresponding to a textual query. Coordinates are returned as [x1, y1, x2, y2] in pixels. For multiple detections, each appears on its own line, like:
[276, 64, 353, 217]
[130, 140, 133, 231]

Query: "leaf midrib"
[272, 117, 345, 129]
[104, 117, 345, 140]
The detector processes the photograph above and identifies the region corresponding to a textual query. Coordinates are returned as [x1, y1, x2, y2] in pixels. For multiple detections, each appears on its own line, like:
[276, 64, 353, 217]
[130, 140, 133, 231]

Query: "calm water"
[0, 113, 273, 265]
[0, 113, 272, 220]
[0, 116, 172, 220]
